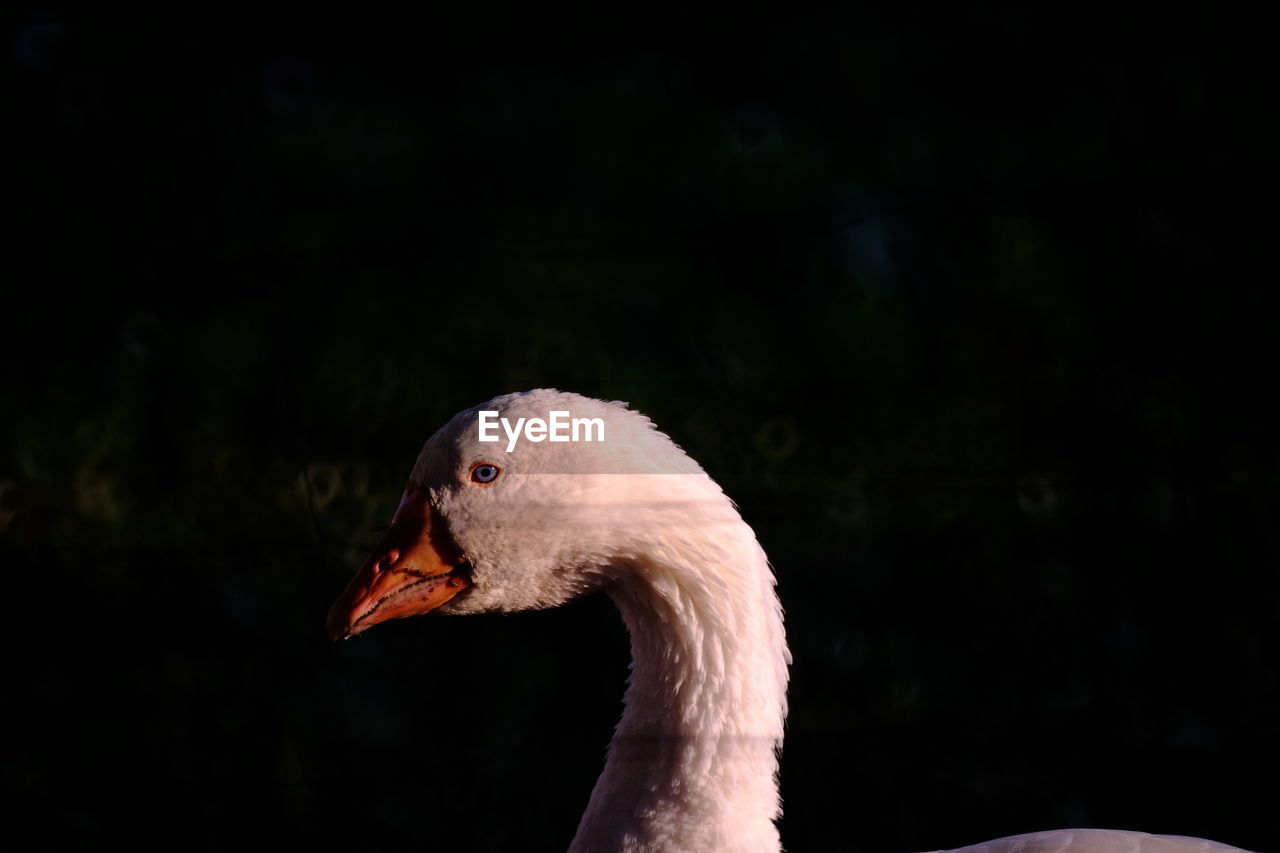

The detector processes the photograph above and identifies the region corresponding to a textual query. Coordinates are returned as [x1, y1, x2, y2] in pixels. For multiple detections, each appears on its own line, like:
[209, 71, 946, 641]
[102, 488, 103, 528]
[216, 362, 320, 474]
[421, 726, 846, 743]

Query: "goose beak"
[326, 488, 471, 640]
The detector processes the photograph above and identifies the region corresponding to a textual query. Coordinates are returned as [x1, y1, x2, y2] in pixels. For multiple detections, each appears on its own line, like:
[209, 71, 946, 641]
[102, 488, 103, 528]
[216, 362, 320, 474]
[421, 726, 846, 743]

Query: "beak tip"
[326, 606, 353, 642]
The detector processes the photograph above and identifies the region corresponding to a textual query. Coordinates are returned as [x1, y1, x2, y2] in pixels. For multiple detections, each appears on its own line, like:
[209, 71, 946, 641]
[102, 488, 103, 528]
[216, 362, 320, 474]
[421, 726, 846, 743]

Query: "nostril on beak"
[377, 549, 400, 572]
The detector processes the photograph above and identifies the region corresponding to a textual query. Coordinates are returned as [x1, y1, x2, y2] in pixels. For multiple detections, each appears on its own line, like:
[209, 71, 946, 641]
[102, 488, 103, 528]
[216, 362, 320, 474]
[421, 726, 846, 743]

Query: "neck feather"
[569, 503, 789, 852]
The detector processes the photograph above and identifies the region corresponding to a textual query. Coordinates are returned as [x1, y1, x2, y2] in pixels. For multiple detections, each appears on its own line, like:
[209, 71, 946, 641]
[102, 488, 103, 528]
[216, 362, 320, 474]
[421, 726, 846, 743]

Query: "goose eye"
[470, 463, 500, 484]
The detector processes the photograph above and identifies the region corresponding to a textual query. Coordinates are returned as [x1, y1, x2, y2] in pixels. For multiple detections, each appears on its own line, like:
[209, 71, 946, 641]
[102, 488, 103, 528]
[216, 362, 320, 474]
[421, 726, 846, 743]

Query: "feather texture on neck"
[569, 476, 790, 853]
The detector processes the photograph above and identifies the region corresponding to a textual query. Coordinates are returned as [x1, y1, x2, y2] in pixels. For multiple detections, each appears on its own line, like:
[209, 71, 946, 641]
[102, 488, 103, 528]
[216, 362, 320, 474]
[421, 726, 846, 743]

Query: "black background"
[3, 6, 1276, 851]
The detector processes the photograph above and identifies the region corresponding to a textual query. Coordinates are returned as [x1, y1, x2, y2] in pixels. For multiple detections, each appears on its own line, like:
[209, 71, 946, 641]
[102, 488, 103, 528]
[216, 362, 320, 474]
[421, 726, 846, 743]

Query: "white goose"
[327, 389, 1253, 853]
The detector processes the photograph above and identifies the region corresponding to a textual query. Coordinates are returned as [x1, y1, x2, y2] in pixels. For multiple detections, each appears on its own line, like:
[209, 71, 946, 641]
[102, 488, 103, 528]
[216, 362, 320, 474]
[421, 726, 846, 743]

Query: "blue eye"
[470, 463, 500, 484]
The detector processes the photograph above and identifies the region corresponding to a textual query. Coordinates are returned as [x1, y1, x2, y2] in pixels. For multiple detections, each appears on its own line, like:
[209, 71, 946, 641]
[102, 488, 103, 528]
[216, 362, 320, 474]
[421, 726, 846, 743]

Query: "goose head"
[326, 388, 711, 637]
[328, 389, 789, 851]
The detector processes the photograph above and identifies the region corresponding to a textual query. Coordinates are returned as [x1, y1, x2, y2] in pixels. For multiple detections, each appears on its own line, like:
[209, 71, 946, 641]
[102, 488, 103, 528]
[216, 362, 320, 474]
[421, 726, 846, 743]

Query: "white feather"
[383, 389, 1254, 853]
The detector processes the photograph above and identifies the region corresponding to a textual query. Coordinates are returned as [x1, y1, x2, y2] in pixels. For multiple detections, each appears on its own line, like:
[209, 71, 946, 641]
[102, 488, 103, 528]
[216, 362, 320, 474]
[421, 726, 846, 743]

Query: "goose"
[326, 389, 1254, 853]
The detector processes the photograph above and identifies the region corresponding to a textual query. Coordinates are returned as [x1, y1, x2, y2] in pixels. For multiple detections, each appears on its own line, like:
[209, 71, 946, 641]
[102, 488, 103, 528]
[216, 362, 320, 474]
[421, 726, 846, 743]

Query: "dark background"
[3, 6, 1275, 851]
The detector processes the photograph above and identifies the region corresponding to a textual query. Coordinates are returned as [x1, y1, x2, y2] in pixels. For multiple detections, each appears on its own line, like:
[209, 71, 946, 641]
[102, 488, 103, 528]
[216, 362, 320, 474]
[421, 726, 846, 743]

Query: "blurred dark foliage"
[2, 5, 1276, 852]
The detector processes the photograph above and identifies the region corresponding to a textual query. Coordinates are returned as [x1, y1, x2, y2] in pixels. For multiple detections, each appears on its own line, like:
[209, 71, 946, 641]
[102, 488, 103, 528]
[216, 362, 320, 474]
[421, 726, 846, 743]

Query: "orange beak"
[326, 488, 471, 640]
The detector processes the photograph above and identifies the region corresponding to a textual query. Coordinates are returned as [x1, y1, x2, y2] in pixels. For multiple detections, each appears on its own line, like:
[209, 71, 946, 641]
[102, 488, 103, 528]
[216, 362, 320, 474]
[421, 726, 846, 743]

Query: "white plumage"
[328, 389, 1253, 853]
[926, 829, 1250, 853]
